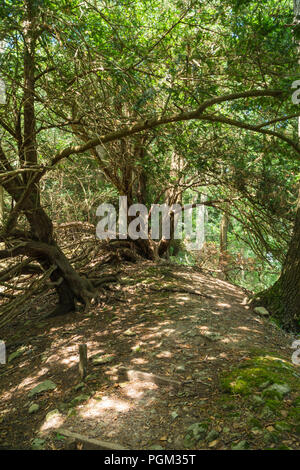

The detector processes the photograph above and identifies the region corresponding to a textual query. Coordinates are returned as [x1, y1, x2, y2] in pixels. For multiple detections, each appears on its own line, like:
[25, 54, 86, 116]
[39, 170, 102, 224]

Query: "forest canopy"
[0, 0, 300, 331]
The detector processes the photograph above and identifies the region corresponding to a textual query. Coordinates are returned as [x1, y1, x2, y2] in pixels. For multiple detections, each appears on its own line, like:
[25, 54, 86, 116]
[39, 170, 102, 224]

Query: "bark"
[255, 3, 299, 331]
[252, 203, 300, 331]
[219, 211, 230, 280]
[0, 186, 3, 224]
[0, 1, 96, 318]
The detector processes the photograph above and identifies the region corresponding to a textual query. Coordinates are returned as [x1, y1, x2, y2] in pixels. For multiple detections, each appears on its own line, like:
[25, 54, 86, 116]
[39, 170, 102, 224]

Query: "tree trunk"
[254, 2, 299, 331]
[219, 211, 230, 280]
[252, 202, 300, 331]
[0, 185, 3, 224]
[0, 1, 95, 318]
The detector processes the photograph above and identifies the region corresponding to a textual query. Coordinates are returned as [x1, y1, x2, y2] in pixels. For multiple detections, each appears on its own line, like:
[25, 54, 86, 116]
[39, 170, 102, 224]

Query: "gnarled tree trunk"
[252, 202, 300, 331]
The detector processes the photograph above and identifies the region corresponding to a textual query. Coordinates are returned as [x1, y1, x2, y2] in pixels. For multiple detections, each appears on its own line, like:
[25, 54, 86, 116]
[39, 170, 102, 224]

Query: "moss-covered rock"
[220, 354, 297, 397]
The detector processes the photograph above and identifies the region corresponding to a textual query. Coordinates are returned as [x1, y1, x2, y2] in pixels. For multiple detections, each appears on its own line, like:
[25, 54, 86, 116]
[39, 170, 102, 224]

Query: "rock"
[259, 380, 271, 390]
[123, 329, 136, 336]
[254, 306, 270, 317]
[74, 382, 85, 391]
[185, 422, 208, 443]
[206, 430, 219, 442]
[92, 353, 114, 365]
[70, 394, 90, 406]
[31, 438, 46, 450]
[251, 428, 263, 435]
[8, 346, 26, 363]
[86, 373, 98, 381]
[252, 394, 264, 404]
[260, 406, 275, 418]
[264, 383, 291, 398]
[28, 404, 40, 414]
[231, 440, 249, 450]
[45, 409, 62, 422]
[208, 439, 219, 448]
[28, 380, 57, 397]
[274, 421, 292, 432]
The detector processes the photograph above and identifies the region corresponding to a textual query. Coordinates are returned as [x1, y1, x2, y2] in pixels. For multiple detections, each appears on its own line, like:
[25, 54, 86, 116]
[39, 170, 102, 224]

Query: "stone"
[28, 404, 40, 414]
[92, 353, 114, 365]
[124, 329, 137, 336]
[254, 306, 270, 317]
[252, 394, 264, 404]
[265, 383, 291, 398]
[28, 380, 57, 397]
[8, 347, 26, 363]
[231, 440, 248, 450]
[185, 422, 208, 442]
[70, 394, 90, 405]
[31, 438, 46, 450]
[74, 382, 85, 391]
[45, 409, 62, 422]
[274, 421, 292, 432]
[206, 430, 219, 442]
[208, 439, 219, 448]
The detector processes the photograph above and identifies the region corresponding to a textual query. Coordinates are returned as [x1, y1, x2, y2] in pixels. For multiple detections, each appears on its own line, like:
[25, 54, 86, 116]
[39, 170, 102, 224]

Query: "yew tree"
[0, 0, 300, 326]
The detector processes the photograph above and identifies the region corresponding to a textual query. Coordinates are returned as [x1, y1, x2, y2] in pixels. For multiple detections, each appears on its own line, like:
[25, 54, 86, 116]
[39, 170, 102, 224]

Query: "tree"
[1, 0, 300, 322]
[251, 0, 300, 331]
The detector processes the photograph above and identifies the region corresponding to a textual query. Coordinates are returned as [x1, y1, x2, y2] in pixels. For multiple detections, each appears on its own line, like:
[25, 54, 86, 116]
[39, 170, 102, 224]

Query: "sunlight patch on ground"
[220, 336, 240, 344]
[234, 326, 262, 334]
[79, 396, 131, 418]
[121, 380, 157, 399]
[217, 302, 231, 308]
[18, 367, 49, 391]
[0, 391, 13, 404]
[59, 354, 78, 366]
[130, 358, 148, 365]
[176, 295, 190, 301]
[45, 344, 79, 367]
[155, 350, 172, 358]
[161, 328, 176, 337]
[210, 310, 225, 316]
[40, 413, 65, 433]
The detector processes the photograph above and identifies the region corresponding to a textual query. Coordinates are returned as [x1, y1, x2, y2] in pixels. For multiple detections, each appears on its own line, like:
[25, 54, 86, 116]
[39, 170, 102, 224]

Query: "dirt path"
[0, 262, 299, 450]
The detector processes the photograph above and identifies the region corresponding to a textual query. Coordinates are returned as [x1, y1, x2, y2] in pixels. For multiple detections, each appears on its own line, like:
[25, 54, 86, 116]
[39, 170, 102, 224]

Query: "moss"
[288, 406, 300, 421]
[264, 399, 282, 413]
[275, 445, 292, 450]
[295, 424, 300, 435]
[219, 353, 297, 397]
[274, 421, 292, 432]
[263, 430, 281, 444]
[248, 417, 262, 429]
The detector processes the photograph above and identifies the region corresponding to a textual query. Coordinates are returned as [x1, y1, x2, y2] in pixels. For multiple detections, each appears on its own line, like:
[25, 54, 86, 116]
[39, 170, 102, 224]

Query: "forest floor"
[0, 261, 299, 450]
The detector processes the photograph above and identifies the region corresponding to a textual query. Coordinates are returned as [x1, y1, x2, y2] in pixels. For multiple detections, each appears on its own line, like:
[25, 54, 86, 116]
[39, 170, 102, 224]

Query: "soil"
[0, 261, 299, 450]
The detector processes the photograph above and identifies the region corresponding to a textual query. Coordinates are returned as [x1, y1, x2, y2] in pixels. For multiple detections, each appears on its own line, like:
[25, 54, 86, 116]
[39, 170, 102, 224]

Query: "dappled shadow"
[0, 262, 297, 450]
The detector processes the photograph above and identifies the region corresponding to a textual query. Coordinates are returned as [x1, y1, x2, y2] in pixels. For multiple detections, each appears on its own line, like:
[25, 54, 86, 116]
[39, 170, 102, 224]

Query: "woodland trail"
[0, 262, 299, 450]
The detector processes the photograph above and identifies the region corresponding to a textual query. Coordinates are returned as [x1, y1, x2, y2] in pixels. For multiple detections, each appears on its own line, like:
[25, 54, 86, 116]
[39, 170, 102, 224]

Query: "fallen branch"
[57, 429, 128, 450]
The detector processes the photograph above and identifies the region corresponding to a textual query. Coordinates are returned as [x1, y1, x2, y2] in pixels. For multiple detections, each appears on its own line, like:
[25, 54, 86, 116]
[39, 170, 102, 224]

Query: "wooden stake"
[79, 344, 88, 380]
